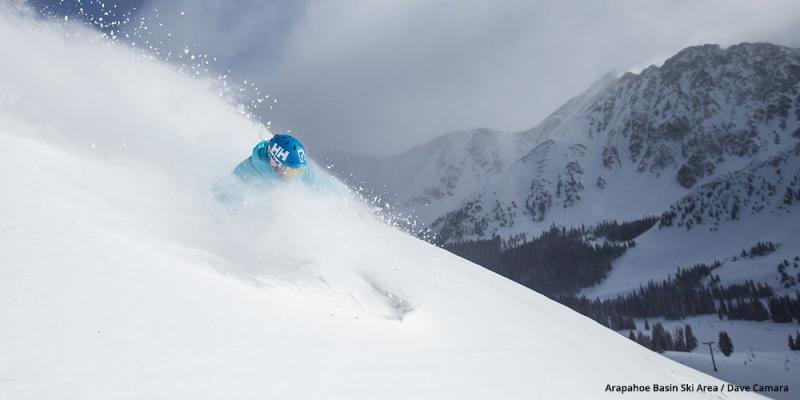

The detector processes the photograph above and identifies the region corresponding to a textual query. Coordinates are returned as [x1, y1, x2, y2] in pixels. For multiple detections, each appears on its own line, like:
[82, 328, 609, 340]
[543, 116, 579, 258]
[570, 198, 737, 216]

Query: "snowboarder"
[233, 133, 313, 185]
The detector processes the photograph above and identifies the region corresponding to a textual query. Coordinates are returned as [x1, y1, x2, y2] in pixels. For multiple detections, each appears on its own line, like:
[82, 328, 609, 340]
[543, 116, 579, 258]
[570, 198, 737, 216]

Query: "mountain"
[327, 43, 800, 244]
[323, 74, 617, 227]
[2, 6, 762, 399]
[430, 42, 800, 243]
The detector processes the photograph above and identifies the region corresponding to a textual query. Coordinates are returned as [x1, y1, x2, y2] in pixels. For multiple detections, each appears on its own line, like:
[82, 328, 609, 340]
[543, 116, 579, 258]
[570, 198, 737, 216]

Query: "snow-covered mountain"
[323, 74, 617, 227]
[431, 42, 800, 243]
[2, 5, 762, 399]
[328, 43, 800, 244]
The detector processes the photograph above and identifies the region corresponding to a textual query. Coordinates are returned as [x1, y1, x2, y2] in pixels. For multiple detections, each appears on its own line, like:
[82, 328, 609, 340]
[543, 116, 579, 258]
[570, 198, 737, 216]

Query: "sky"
[27, 0, 800, 156]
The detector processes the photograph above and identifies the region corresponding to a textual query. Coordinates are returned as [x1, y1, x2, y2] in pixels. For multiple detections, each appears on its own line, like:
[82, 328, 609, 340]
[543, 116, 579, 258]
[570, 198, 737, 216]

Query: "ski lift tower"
[702, 341, 718, 372]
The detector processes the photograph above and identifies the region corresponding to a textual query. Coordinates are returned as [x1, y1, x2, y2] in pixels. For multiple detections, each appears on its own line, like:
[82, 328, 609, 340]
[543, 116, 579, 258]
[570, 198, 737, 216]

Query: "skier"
[214, 132, 346, 203]
[233, 133, 314, 184]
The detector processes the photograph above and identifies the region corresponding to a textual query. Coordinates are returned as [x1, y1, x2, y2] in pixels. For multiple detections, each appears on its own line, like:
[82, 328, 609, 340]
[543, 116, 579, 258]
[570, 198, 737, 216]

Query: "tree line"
[559, 261, 800, 330]
[737, 241, 778, 258]
[444, 223, 631, 297]
[592, 216, 658, 242]
[439, 217, 800, 354]
[628, 323, 698, 353]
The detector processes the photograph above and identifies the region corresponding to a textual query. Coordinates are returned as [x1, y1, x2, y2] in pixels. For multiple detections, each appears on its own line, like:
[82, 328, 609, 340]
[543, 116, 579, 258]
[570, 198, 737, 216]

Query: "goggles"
[268, 150, 306, 179]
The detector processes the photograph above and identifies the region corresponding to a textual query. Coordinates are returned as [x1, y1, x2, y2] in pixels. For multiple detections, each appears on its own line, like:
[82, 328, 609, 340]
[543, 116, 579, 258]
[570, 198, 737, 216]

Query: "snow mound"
[0, 5, 762, 399]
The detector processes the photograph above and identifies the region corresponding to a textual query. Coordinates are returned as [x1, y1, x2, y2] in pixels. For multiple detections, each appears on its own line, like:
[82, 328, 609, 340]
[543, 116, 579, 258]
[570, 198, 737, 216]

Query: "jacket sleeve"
[234, 141, 278, 181]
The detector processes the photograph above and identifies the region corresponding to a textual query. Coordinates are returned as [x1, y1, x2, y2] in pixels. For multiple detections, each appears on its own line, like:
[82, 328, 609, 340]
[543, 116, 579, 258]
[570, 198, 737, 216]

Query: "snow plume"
[0, 2, 432, 313]
[0, 5, 765, 399]
[0, 2, 258, 178]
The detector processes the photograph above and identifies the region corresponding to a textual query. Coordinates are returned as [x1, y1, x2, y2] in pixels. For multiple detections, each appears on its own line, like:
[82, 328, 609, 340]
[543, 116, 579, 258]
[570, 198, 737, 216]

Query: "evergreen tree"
[769, 297, 793, 322]
[636, 331, 651, 349]
[789, 334, 796, 351]
[684, 324, 698, 351]
[673, 326, 687, 352]
[651, 324, 664, 352]
[628, 330, 636, 341]
[717, 301, 727, 320]
[644, 319, 650, 330]
[651, 323, 672, 353]
[748, 298, 770, 321]
[719, 331, 734, 356]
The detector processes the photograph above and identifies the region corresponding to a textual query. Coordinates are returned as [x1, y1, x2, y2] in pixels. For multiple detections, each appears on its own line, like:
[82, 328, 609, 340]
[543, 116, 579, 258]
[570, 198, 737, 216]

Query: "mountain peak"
[657, 42, 797, 77]
[663, 43, 722, 66]
[427, 41, 800, 243]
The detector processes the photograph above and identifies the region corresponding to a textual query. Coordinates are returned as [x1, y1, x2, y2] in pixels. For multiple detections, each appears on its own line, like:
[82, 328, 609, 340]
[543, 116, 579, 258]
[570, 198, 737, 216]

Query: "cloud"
[136, 0, 800, 155]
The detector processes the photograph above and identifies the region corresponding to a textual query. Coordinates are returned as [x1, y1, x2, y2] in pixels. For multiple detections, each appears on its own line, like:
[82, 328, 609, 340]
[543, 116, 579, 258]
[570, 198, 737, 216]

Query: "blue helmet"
[267, 134, 307, 177]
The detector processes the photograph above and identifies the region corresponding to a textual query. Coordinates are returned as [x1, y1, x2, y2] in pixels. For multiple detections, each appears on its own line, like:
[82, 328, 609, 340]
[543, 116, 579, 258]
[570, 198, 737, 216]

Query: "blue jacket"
[233, 140, 314, 185]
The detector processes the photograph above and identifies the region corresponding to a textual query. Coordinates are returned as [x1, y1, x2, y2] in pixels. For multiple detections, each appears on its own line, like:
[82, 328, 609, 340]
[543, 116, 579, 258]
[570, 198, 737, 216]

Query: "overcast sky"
[32, 0, 800, 156]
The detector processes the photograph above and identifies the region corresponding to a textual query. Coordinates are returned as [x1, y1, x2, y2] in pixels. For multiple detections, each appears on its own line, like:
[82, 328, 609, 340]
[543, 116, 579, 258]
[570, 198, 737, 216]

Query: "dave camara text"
[605, 383, 789, 394]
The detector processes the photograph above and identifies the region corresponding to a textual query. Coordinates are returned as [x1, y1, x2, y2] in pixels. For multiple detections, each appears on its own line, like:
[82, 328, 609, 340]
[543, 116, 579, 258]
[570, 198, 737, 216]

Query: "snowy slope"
[648, 316, 800, 400]
[0, 6, 763, 399]
[584, 143, 800, 300]
[580, 144, 800, 399]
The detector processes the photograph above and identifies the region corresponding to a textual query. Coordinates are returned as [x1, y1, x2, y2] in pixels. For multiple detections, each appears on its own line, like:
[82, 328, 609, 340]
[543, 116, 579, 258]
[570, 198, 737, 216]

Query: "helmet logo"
[269, 142, 290, 162]
[297, 149, 305, 163]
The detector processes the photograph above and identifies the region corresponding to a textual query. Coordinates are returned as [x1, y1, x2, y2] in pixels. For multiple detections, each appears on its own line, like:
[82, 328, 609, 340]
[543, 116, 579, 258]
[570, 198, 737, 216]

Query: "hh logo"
[269, 142, 290, 161]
